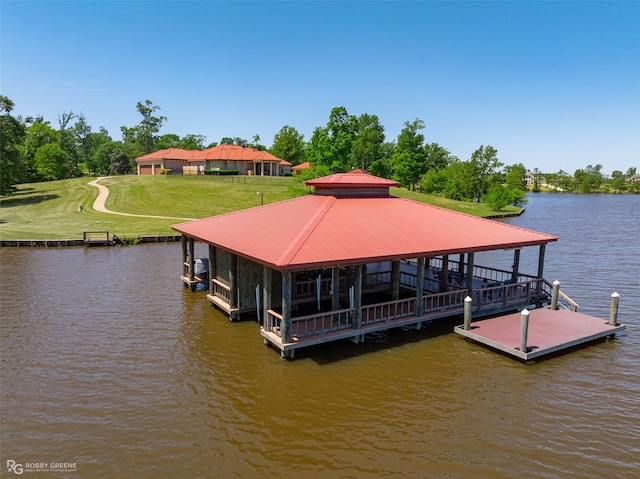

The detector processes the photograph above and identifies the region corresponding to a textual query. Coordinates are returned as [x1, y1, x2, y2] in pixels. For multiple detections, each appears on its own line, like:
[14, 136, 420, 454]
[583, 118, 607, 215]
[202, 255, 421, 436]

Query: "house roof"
[136, 148, 200, 161]
[192, 144, 283, 162]
[135, 145, 287, 164]
[292, 161, 311, 170]
[173, 174, 557, 271]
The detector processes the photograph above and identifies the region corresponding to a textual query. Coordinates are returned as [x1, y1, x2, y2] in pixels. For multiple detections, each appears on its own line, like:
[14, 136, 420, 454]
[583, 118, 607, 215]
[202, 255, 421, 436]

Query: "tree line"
[2, 96, 637, 202]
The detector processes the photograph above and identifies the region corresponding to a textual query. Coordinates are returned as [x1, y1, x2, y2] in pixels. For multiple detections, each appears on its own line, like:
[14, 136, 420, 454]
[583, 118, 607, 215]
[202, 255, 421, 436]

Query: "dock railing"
[539, 279, 579, 311]
[361, 297, 415, 325]
[212, 279, 231, 305]
[266, 308, 354, 339]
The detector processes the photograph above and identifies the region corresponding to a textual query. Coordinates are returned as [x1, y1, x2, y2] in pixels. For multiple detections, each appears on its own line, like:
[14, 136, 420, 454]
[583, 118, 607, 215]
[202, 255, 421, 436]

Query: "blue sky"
[2, 1, 638, 174]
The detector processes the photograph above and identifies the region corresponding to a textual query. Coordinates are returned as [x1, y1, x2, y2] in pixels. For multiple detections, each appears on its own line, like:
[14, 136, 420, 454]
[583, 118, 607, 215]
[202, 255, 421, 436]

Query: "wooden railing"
[473, 281, 533, 308]
[212, 279, 230, 304]
[422, 289, 468, 313]
[361, 297, 416, 326]
[539, 279, 579, 312]
[295, 276, 333, 299]
[263, 274, 572, 345]
[266, 308, 354, 339]
[364, 270, 391, 288]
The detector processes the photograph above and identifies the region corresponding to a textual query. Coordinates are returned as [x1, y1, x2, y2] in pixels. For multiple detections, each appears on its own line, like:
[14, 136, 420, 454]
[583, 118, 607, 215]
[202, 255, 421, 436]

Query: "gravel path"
[88, 177, 196, 221]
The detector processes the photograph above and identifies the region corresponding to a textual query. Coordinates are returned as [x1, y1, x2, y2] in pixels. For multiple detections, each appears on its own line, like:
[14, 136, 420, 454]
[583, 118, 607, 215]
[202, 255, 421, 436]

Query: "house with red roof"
[173, 173, 563, 358]
[136, 145, 291, 176]
[291, 161, 310, 175]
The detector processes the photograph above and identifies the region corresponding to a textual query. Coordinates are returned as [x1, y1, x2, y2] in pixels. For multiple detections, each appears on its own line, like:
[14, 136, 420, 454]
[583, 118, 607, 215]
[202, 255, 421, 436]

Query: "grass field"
[0, 175, 522, 240]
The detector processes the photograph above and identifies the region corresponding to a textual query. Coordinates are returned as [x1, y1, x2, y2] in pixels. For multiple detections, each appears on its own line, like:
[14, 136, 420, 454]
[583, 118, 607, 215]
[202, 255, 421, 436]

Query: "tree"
[306, 106, 357, 172]
[34, 143, 69, 180]
[485, 185, 512, 211]
[391, 119, 427, 190]
[423, 142, 453, 172]
[73, 114, 93, 172]
[58, 111, 79, 176]
[91, 141, 119, 176]
[351, 113, 385, 171]
[574, 164, 603, 193]
[135, 99, 166, 154]
[270, 125, 306, 165]
[504, 163, 528, 191]
[179, 134, 206, 150]
[467, 145, 503, 202]
[109, 148, 131, 175]
[156, 133, 181, 150]
[21, 119, 58, 182]
[0, 95, 26, 194]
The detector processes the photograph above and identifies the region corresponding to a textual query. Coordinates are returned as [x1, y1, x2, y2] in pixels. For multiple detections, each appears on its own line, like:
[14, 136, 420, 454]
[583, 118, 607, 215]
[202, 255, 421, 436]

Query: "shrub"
[203, 170, 239, 176]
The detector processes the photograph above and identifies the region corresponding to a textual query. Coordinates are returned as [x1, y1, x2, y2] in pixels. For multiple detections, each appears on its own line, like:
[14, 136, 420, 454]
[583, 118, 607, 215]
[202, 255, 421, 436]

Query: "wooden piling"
[519, 309, 530, 352]
[463, 296, 472, 330]
[609, 292, 619, 326]
[551, 280, 560, 310]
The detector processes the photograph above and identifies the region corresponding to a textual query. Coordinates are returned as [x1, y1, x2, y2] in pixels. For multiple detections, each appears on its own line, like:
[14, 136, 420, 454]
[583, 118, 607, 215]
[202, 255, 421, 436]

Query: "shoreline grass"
[0, 175, 522, 241]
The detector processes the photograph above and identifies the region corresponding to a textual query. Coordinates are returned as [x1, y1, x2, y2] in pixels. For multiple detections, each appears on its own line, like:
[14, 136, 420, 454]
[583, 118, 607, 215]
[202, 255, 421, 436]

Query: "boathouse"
[173, 173, 566, 358]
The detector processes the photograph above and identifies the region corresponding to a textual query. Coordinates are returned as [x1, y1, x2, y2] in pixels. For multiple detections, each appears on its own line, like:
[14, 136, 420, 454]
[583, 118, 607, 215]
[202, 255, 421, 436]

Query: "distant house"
[627, 174, 640, 184]
[292, 161, 311, 175]
[136, 148, 201, 175]
[136, 145, 290, 176]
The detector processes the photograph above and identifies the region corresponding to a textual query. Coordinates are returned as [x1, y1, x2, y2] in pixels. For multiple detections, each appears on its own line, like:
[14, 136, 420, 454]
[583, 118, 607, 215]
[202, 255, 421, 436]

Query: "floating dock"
[454, 308, 625, 360]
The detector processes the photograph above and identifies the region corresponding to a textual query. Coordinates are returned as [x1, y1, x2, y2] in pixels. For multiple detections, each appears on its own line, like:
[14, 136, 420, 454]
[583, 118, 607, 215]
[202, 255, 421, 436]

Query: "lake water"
[1, 193, 639, 478]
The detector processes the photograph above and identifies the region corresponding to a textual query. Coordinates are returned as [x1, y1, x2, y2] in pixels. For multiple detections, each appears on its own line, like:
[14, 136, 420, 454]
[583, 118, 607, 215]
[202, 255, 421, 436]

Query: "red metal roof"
[306, 173, 398, 188]
[173, 182, 558, 270]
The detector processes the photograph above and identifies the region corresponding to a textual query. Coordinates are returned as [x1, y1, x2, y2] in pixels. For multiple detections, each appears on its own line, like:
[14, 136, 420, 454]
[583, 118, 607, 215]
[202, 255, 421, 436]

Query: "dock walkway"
[454, 308, 625, 360]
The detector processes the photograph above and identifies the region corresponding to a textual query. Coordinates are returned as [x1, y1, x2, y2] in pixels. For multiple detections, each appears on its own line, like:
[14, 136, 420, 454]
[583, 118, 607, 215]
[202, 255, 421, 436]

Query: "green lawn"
[0, 175, 521, 240]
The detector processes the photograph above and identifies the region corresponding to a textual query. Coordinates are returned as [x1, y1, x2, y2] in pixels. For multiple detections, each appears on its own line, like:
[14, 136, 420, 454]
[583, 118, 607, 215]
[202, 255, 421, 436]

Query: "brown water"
[1, 193, 639, 478]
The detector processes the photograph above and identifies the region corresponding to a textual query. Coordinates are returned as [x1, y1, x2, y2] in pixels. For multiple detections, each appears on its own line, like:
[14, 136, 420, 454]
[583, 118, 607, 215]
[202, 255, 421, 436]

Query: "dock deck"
[454, 308, 625, 360]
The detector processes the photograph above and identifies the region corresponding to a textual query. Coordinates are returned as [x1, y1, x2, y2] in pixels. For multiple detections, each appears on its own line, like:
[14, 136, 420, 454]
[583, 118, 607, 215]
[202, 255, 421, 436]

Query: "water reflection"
[1, 194, 639, 478]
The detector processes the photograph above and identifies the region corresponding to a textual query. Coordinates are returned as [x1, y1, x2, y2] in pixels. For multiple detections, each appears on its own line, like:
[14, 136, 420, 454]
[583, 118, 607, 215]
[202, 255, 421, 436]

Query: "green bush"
[203, 170, 239, 176]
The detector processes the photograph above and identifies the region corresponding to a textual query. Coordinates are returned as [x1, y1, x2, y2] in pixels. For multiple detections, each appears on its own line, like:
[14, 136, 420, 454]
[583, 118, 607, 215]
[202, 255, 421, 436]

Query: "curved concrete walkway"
[88, 177, 196, 221]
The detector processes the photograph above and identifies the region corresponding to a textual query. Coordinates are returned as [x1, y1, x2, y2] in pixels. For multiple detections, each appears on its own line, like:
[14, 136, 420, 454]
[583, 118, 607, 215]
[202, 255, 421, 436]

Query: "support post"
[537, 244, 546, 292]
[354, 264, 363, 329]
[181, 235, 188, 278]
[440, 255, 449, 292]
[416, 257, 425, 318]
[550, 280, 560, 310]
[229, 253, 238, 313]
[390, 260, 400, 301]
[208, 245, 216, 295]
[466, 252, 474, 300]
[609, 292, 619, 326]
[281, 271, 292, 344]
[262, 266, 272, 327]
[188, 237, 195, 288]
[512, 248, 521, 284]
[332, 267, 340, 311]
[463, 296, 472, 330]
[519, 309, 530, 353]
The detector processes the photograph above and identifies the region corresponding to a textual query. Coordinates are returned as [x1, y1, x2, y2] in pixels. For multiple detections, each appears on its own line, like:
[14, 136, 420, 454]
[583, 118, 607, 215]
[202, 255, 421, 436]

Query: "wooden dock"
[83, 231, 116, 246]
[454, 308, 625, 360]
